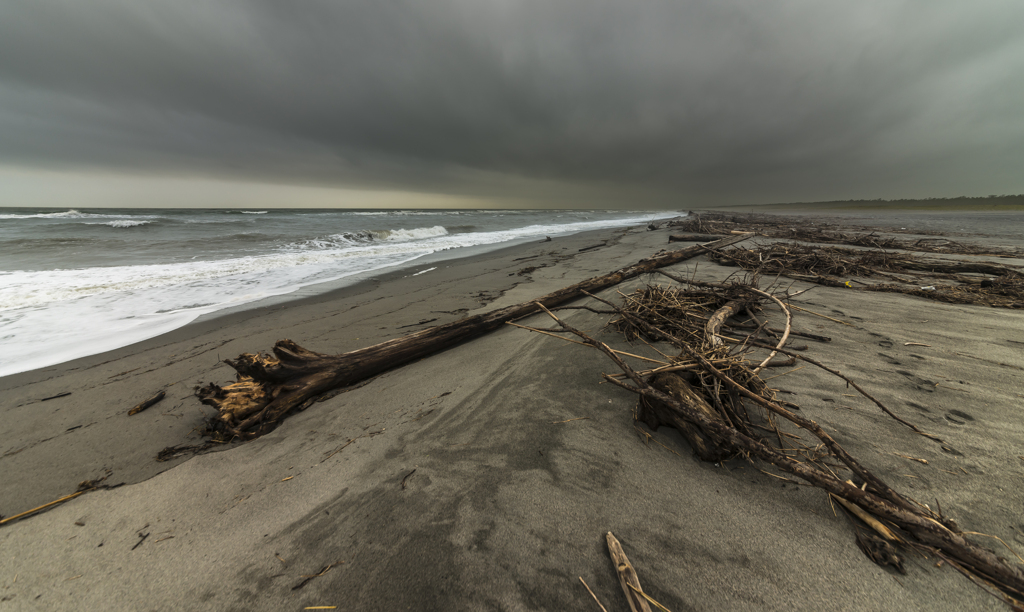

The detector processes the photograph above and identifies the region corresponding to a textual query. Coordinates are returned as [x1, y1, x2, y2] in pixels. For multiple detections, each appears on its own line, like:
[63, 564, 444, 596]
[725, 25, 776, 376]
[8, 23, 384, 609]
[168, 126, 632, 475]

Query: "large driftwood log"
[198, 233, 752, 439]
[668, 233, 727, 242]
[901, 259, 1021, 277]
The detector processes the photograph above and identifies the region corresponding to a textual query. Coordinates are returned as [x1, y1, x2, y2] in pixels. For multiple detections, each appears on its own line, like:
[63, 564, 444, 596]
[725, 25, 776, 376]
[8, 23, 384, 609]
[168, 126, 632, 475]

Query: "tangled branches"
[672, 212, 1021, 256]
[708, 243, 1024, 309]
[515, 277, 1024, 607]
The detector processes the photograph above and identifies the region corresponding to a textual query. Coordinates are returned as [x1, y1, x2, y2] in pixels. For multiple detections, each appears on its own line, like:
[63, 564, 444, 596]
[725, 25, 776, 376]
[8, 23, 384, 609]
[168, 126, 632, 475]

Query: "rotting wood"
[197, 234, 752, 440]
[606, 532, 653, 612]
[128, 390, 166, 416]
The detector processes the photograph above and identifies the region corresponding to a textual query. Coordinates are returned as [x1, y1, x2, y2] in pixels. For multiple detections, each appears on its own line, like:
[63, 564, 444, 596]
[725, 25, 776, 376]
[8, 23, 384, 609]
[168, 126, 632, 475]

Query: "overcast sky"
[1, 1, 1022, 208]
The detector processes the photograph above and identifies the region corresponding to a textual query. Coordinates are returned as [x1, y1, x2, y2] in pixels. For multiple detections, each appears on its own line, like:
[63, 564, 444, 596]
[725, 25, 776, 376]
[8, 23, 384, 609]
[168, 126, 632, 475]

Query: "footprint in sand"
[945, 409, 975, 425]
[896, 370, 935, 391]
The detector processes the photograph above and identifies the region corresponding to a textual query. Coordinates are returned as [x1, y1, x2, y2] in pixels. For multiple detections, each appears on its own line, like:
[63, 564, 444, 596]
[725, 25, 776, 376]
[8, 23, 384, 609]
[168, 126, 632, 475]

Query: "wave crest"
[104, 220, 151, 228]
[0, 209, 158, 221]
[376, 226, 449, 242]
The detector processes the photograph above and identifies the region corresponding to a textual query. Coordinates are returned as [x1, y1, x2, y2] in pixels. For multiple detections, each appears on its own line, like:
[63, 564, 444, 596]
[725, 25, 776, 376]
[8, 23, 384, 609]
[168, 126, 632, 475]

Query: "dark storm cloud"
[1, 1, 1022, 204]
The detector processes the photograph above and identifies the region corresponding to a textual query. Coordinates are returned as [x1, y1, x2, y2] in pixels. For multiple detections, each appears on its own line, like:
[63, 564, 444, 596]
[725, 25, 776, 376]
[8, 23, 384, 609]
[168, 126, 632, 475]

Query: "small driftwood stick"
[128, 390, 166, 416]
[606, 532, 653, 612]
[832, 485, 901, 543]
[578, 577, 610, 612]
[742, 287, 791, 375]
[0, 491, 87, 526]
[668, 234, 727, 242]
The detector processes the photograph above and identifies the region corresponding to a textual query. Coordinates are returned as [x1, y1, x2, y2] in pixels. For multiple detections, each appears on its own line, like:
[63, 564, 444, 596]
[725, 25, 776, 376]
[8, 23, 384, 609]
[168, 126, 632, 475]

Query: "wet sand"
[1, 212, 1023, 611]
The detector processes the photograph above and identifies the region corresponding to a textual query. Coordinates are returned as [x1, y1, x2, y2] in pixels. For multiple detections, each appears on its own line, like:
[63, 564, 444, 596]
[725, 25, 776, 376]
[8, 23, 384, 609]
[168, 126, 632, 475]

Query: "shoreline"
[2, 210, 1022, 611]
[1, 218, 670, 380]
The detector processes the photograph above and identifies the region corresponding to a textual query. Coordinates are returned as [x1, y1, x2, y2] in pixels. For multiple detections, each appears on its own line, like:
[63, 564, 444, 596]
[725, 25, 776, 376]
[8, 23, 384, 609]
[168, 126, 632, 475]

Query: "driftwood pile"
[707, 243, 1024, 308]
[672, 211, 1022, 256]
[516, 274, 1024, 608]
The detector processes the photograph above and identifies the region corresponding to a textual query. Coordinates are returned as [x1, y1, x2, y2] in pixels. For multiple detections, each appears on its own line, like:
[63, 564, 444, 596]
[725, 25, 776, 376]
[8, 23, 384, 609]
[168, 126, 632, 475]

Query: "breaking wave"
[102, 220, 151, 228]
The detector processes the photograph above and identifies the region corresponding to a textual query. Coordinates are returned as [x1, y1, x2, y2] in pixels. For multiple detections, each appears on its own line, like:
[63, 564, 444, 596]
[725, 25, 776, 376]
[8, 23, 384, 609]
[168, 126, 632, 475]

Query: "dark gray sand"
[2, 213, 1023, 611]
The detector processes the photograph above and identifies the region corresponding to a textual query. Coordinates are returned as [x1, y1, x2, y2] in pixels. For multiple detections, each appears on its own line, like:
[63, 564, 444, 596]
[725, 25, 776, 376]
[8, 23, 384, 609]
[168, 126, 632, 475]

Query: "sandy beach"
[2, 211, 1023, 611]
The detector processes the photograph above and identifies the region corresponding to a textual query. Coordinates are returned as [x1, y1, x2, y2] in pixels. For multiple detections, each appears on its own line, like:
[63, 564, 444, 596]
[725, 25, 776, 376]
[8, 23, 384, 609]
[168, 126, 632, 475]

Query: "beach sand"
[1, 212, 1023, 611]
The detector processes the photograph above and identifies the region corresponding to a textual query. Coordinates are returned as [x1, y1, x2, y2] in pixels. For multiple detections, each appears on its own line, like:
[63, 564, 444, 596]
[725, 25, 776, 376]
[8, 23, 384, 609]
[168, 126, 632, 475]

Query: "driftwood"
[532, 294, 1024, 607]
[704, 299, 750, 348]
[669, 233, 727, 242]
[669, 211, 1023, 256]
[128, 390, 165, 416]
[0, 491, 87, 526]
[606, 532, 653, 612]
[197, 234, 752, 439]
[637, 372, 730, 462]
[709, 243, 1024, 309]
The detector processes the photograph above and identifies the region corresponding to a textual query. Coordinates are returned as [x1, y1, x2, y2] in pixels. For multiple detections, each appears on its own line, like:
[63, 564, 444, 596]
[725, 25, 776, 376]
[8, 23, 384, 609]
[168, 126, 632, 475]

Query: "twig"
[733, 338, 939, 441]
[788, 304, 854, 326]
[551, 417, 590, 424]
[0, 490, 87, 526]
[627, 583, 675, 612]
[893, 453, 929, 465]
[507, 322, 667, 365]
[579, 577, 610, 612]
[128, 390, 166, 416]
[831, 489, 902, 542]
[960, 532, 1024, 565]
[742, 287, 791, 375]
[292, 563, 341, 591]
[761, 365, 808, 381]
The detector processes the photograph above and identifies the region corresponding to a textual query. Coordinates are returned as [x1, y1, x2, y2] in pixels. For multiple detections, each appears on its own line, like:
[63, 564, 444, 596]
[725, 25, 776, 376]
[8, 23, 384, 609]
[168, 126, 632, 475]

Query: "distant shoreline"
[709, 194, 1024, 213]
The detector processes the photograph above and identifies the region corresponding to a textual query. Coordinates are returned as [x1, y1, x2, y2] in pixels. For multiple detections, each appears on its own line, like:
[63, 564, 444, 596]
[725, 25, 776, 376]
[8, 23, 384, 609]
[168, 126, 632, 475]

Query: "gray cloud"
[1, 0, 1022, 205]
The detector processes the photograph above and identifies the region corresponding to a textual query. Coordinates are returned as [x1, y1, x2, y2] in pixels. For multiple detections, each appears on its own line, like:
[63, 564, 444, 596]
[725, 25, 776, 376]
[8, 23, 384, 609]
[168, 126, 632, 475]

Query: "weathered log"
[901, 259, 1021, 277]
[198, 233, 753, 439]
[704, 298, 751, 347]
[668, 233, 728, 242]
[606, 532, 653, 612]
[636, 372, 731, 462]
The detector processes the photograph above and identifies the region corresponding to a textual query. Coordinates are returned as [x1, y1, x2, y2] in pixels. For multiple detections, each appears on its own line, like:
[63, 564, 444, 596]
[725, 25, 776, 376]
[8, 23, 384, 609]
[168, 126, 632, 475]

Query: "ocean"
[0, 208, 677, 377]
